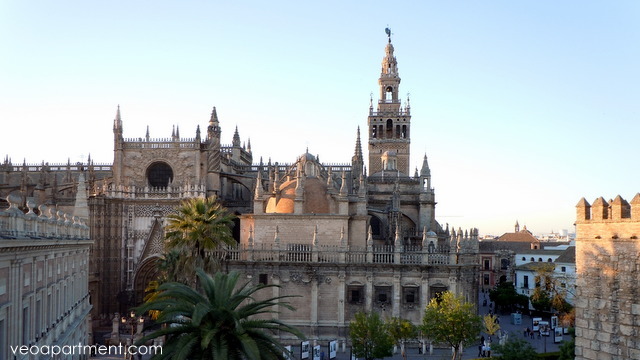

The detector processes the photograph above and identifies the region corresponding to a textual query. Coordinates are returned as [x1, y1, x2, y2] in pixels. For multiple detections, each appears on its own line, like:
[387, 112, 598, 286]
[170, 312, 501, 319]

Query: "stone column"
[393, 273, 401, 318]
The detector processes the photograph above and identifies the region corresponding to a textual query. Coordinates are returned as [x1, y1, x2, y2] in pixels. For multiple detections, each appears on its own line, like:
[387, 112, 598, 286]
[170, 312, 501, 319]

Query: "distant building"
[478, 221, 539, 290]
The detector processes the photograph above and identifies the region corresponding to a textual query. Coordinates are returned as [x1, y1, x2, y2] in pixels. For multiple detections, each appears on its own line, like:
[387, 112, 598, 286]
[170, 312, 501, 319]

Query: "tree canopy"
[530, 263, 572, 314]
[349, 311, 394, 360]
[491, 336, 538, 360]
[164, 196, 236, 283]
[489, 281, 529, 314]
[422, 291, 482, 360]
[135, 270, 303, 360]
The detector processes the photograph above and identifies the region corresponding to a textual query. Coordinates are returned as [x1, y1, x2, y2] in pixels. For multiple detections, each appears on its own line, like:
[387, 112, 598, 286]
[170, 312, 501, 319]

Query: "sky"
[1, 1, 639, 236]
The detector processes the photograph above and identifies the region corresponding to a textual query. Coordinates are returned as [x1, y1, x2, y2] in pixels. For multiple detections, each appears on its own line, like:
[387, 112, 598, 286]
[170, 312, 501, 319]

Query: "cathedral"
[0, 33, 479, 342]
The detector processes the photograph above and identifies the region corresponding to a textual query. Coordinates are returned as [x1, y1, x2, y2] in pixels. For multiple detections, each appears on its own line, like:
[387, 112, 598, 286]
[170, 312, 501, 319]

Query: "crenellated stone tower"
[574, 194, 640, 360]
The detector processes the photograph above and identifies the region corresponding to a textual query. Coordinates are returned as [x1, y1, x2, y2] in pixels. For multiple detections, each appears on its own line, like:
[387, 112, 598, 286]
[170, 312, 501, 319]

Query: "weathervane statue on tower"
[385, 27, 392, 41]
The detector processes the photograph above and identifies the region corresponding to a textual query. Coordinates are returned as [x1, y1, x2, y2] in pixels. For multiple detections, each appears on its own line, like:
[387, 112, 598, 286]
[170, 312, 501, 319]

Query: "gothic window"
[347, 285, 364, 304]
[403, 286, 418, 305]
[259, 274, 268, 285]
[375, 286, 392, 308]
[370, 216, 383, 240]
[146, 162, 173, 188]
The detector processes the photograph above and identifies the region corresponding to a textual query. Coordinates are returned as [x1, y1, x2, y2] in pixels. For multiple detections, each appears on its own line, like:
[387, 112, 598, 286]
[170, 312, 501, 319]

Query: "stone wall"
[575, 195, 640, 360]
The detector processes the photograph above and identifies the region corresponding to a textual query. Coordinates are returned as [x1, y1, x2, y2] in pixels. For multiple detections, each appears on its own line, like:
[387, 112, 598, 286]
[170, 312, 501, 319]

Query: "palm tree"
[135, 269, 303, 360]
[164, 196, 236, 282]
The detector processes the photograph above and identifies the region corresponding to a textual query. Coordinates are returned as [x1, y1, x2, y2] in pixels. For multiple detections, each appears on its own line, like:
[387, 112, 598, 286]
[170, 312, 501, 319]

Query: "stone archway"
[133, 256, 160, 305]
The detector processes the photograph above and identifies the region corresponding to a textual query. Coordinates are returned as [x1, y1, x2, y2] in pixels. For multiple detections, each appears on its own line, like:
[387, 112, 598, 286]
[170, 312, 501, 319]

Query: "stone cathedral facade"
[0, 34, 479, 341]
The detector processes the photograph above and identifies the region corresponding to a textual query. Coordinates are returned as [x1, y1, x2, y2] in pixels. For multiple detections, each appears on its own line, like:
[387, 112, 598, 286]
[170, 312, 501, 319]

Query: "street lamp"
[121, 312, 144, 359]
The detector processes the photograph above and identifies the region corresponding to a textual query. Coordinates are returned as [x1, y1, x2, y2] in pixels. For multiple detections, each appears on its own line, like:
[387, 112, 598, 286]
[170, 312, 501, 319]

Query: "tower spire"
[232, 126, 241, 147]
[368, 31, 411, 175]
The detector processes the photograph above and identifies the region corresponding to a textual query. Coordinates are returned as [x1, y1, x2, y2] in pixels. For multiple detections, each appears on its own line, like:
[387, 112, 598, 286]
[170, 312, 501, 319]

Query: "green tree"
[488, 281, 529, 313]
[164, 196, 236, 283]
[349, 312, 394, 360]
[491, 336, 538, 360]
[386, 317, 417, 359]
[558, 327, 575, 360]
[135, 270, 303, 360]
[421, 291, 482, 360]
[483, 314, 500, 338]
[530, 263, 572, 314]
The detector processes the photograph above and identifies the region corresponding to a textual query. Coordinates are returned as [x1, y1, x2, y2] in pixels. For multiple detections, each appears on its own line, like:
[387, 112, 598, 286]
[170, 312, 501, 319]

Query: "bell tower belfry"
[368, 29, 411, 175]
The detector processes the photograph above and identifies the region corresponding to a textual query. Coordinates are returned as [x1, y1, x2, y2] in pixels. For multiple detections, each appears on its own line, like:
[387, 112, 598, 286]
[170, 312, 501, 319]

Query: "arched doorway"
[133, 257, 160, 305]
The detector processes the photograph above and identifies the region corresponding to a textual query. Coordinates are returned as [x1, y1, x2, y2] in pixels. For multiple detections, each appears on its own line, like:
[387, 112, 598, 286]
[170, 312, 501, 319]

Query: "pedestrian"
[523, 327, 527, 337]
[530, 330, 535, 339]
[478, 343, 483, 357]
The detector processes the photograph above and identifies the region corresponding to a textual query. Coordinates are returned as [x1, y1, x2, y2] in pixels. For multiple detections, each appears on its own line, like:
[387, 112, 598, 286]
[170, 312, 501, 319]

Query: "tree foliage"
[386, 317, 417, 359]
[164, 196, 236, 284]
[530, 263, 572, 314]
[491, 336, 538, 360]
[483, 314, 500, 337]
[488, 281, 529, 313]
[421, 291, 482, 360]
[349, 312, 394, 360]
[558, 327, 575, 360]
[135, 270, 303, 360]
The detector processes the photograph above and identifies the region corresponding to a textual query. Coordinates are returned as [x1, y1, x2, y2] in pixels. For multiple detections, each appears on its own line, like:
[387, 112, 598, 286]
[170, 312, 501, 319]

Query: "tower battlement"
[575, 194, 640, 239]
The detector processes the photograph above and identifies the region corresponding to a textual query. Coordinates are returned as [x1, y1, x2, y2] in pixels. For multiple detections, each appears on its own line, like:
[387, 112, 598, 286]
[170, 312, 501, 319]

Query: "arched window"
[530, 257, 535, 262]
[547, 258, 553, 262]
[378, 125, 384, 139]
[522, 257, 526, 261]
[385, 86, 393, 101]
[395, 125, 401, 138]
[402, 125, 407, 138]
[146, 162, 173, 188]
[372, 125, 377, 138]
[538, 258, 543, 262]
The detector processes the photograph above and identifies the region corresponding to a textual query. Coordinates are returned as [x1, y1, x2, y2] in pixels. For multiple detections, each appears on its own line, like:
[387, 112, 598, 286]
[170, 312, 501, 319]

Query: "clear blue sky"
[1, 1, 639, 235]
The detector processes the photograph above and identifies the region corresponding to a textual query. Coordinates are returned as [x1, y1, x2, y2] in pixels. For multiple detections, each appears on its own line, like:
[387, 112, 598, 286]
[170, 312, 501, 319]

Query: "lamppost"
[121, 311, 144, 359]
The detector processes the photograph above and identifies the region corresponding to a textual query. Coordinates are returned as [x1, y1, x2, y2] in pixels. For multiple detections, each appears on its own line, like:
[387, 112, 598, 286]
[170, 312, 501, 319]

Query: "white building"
[514, 247, 576, 308]
[0, 194, 93, 360]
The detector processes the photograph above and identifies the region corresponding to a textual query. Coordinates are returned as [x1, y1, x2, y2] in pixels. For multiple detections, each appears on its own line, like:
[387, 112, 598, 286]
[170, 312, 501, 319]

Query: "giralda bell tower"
[368, 28, 411, 175]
